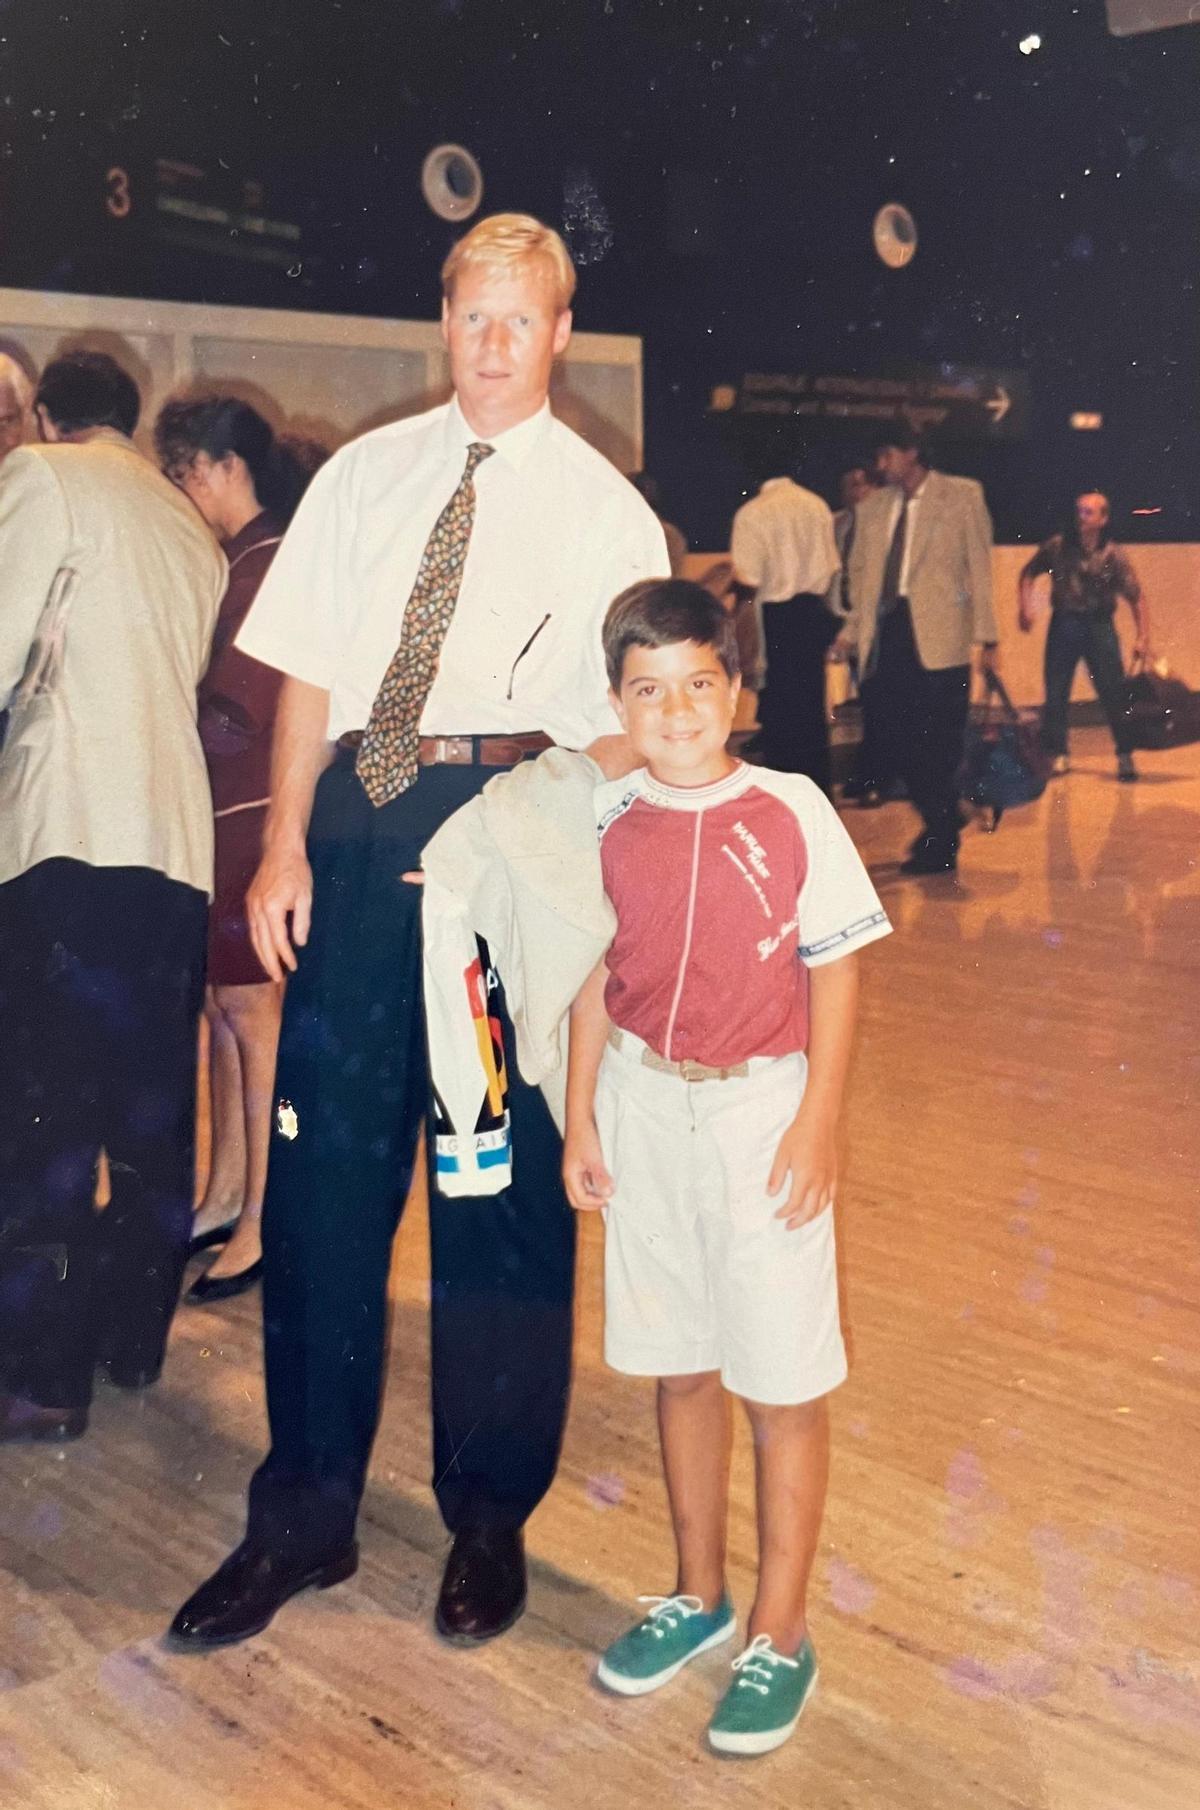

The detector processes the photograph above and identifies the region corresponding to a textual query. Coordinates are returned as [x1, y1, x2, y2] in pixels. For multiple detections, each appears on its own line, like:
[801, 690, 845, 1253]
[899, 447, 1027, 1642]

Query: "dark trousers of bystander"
[848, 666, 894, 797]
[756, 594, 840, 796]
[0, 859, 207, 1409]
[1041, 609, 1134, 757]
[245, 751, 576, 1564]
[871, 600, 971, 863]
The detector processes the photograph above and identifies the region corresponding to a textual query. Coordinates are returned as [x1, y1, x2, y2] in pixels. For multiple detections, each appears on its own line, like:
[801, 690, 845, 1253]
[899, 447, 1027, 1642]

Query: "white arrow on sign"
[985, 385, 1011, 425]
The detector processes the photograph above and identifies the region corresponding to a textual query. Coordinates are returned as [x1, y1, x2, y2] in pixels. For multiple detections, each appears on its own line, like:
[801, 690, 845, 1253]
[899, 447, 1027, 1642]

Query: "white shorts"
[594, 1030, 848, 1406]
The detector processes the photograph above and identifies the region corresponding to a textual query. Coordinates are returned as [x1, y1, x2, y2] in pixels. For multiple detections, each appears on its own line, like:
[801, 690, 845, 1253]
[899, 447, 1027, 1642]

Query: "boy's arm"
[769, 952, 859, 1230]
[562, 958, 615, 1212]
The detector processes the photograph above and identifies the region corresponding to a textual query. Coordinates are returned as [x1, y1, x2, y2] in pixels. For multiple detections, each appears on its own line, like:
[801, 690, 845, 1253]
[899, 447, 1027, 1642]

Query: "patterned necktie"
[878, 494, 909, 618]
[356, 440, 494, 807]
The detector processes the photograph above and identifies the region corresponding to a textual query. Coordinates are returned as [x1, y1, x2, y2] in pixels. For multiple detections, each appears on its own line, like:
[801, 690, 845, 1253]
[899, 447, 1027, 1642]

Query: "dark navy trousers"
[871, 601, 971, 861]
[247, 753, 576, 1557]
[1041, 609, 1134, 756]
[757, 594, 840, 797]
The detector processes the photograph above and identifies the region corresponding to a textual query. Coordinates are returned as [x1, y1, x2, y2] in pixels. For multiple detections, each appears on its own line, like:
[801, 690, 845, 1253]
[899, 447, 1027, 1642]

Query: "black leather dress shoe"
[185, 1258, 263, 1305]
[900, 849, 957, 876]
[858, 786, 884, 809]
[435, 1527, 527, 1645]
[167, 1538, 359, 1649]
[0, 1390, 88, 1443]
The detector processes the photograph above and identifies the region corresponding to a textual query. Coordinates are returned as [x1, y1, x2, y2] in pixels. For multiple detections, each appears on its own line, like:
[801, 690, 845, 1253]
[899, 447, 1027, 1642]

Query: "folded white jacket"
[421, 747, 615, 1196]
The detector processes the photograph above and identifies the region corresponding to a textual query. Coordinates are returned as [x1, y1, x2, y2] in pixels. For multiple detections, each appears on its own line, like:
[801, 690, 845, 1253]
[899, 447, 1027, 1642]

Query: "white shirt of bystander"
[730, 476, 840, 606]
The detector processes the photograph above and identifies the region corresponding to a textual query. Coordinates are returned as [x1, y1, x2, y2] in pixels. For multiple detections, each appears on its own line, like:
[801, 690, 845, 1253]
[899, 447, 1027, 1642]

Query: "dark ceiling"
[1, 0, 1197, 541]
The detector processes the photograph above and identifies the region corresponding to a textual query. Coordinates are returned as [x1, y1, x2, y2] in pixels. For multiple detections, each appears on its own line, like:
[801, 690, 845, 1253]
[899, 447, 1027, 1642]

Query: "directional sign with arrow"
[719, 365, 1030, 442]
[985, 385, 1011, 425]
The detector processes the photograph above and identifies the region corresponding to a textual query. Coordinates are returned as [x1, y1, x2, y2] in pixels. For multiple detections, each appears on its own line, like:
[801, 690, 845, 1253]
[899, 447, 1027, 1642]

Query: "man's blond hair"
[441, 213, 576, 313]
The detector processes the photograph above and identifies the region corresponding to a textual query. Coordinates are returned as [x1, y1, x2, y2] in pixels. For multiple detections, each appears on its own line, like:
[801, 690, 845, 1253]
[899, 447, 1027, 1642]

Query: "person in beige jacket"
[0, 351, 225, 1443]
[844, 423, 998, 874]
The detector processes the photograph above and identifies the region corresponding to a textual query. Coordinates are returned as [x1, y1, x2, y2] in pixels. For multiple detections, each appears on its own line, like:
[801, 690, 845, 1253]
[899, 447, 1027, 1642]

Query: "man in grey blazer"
[844, 424, 998, 874]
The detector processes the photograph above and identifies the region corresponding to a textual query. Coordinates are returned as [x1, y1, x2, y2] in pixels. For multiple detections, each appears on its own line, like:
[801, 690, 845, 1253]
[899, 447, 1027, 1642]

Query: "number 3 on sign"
[105, 167, 132, 219]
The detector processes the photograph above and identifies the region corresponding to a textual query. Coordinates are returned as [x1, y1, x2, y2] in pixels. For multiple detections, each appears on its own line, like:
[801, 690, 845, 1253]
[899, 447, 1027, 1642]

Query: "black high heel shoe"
[185, 1257, 263, 1305]
[187, 1219, 238, 1258]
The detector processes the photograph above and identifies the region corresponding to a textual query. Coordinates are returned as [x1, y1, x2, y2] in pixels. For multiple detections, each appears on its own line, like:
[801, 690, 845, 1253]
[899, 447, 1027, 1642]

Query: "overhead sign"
[152, 158, 303, 270]
[715, 365, 1030, 441]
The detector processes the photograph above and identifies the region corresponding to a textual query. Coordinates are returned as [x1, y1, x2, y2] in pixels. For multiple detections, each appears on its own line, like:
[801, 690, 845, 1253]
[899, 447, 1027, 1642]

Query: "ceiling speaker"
[872, 203, 918, 270]
[421, 145, 484, 223]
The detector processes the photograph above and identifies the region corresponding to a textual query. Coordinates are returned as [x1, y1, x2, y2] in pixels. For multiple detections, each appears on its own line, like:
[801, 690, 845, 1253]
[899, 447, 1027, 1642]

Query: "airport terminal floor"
[2, 727, 1198, 1810]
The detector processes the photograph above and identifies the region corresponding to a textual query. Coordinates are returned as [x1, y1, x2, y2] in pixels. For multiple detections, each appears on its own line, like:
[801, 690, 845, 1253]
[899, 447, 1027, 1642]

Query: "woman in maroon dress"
[155, 398, 324, 1300]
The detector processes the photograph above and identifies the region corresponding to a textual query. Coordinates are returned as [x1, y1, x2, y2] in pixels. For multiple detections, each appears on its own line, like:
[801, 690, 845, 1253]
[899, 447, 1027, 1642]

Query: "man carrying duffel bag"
[1018, 490, 1148, 783]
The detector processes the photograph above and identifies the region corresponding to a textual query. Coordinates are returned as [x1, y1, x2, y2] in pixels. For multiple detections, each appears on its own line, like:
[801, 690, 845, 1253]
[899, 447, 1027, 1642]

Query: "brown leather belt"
[337, 730, 553, 766]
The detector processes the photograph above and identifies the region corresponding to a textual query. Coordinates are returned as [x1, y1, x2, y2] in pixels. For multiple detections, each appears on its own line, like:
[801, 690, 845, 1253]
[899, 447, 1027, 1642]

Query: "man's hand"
[247, 840, 314, 982]
[584, 733, 640, 781]
[562, 1118, 614, 1212]
[767, 1105, 837, 1230]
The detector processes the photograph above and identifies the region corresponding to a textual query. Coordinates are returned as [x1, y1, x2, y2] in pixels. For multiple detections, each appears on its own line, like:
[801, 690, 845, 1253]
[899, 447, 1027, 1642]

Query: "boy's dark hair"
[603, 578, 739, 690]
[36, 352, 140, 437]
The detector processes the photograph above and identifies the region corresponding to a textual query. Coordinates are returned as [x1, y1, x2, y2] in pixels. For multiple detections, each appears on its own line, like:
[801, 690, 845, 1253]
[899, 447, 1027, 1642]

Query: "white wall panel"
[0, 289, 643, 470]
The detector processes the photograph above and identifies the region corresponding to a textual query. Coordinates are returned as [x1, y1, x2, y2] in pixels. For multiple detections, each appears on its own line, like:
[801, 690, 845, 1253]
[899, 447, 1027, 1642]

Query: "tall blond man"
[171, 216, 667, 1652]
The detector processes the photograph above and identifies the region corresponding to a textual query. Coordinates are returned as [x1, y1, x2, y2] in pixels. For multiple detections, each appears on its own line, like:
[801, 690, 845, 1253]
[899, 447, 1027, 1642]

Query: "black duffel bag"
[1124, 652, 1200, 751]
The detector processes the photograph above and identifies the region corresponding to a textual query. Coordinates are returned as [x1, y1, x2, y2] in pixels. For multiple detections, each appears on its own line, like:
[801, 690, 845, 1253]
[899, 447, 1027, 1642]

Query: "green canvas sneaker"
[707, 1633, 818, 1755]
[596, 1592, 737, 1696]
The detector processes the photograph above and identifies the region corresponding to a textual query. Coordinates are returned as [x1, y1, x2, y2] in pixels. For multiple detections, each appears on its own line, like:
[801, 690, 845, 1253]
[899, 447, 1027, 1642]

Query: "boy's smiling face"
[611, 638, 740, 788]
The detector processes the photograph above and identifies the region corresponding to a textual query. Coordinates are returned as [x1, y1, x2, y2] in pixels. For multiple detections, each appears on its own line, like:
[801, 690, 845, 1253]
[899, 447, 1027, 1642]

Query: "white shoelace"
[635, 1593, 705, 1638]
[731, 1633, 801, 1694]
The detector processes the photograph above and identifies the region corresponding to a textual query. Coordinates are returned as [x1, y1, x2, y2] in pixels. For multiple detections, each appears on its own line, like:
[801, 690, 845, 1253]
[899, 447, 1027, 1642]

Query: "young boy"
[563, 579, 890, 1756]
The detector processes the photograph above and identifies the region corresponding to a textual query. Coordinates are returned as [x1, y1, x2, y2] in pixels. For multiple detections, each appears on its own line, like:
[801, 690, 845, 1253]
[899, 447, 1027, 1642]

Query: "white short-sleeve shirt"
[730, 477, 841, 606]
[236, 398, 668, 747]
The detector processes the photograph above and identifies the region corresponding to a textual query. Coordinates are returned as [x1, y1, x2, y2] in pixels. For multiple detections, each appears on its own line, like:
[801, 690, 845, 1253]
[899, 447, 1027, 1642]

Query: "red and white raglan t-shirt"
[596, 762, 891, 1067]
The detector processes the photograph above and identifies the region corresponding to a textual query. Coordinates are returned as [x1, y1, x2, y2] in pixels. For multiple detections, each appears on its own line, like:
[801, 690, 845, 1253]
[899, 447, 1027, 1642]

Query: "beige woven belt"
[607, 1025, 749, 1082]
